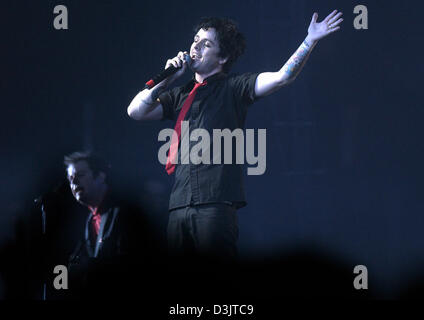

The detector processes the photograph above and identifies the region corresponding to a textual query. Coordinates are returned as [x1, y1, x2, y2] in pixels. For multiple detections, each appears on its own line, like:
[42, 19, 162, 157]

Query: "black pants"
[167, 203, 239, 259]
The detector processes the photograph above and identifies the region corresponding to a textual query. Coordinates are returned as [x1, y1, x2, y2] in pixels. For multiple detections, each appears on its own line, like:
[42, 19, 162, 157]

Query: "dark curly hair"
[193, 17, 246, 73]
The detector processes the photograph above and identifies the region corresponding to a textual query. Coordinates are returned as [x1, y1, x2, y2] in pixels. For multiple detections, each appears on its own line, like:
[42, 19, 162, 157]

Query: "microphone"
[34, 181, 68, 205]
[144, 53, 191, 90]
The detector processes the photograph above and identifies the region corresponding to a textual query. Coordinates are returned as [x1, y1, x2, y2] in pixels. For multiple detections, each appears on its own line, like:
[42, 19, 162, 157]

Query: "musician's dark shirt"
[159, 72, 261, 210]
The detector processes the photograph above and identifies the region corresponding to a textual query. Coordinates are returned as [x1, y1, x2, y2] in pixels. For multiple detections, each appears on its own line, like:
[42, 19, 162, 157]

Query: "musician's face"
[189, 28, 227, 74]
[66, 160, 104, 206]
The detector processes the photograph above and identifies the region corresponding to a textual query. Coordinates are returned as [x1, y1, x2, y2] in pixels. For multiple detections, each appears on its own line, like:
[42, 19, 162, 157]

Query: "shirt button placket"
[190, 100, 200, 204]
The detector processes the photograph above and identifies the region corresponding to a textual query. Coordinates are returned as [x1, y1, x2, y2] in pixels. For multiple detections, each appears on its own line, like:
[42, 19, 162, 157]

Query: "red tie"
[165, 81, 207, 175]
[91, 208, 101, 236]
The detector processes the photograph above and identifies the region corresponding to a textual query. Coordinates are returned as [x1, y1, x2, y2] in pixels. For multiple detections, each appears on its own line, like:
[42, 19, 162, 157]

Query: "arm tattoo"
[280, 40, 314, 81]
[303, 39, 311, 48]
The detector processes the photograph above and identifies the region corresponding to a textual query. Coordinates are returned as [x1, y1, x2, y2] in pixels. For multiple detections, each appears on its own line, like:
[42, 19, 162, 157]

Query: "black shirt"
[159, 72, 261, 211]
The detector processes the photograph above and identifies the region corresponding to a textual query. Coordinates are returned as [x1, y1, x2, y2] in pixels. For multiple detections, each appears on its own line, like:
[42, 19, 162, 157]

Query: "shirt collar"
[88, 190, 112, 216]
[188, 72, 227, 87]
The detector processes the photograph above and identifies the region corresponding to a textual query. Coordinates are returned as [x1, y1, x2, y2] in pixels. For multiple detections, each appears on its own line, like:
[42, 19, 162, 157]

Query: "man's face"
[66, 160, 104, 206]
[190, 28, 227, 74]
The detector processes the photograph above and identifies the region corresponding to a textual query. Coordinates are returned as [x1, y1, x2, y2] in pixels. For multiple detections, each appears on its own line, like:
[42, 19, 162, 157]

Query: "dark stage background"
[1, 0, 423, 299]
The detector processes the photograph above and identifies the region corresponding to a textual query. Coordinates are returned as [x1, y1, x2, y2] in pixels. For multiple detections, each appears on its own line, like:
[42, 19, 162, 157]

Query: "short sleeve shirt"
[159, 72, 260, 211]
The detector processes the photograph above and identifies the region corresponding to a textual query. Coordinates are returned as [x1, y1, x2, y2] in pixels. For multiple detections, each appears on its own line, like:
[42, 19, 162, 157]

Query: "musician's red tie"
[165, 81, 207, 175]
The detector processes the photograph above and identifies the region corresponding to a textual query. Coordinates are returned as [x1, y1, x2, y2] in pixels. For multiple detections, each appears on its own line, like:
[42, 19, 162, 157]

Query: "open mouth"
[191, 53, 201, 60]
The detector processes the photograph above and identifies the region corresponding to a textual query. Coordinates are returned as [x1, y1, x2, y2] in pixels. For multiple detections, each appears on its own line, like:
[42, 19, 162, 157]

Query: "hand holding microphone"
[145, 51, 191, 89]
[128, 51, 192, 120]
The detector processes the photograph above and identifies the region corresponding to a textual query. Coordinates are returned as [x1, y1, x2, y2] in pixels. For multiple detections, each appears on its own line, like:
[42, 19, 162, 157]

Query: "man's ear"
[219, 56, 229, 66]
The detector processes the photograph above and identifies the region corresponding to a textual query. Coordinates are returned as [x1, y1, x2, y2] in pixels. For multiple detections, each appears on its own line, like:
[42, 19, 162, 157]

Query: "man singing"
[127, 12, 343, 259]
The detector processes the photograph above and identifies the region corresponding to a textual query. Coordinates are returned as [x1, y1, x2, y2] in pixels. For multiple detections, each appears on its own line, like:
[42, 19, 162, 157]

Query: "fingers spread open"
[324, 10, 338, 23]
[330, 18, 344, 28]
[328, 26, 341, 34]
[328, 12, 343, 25]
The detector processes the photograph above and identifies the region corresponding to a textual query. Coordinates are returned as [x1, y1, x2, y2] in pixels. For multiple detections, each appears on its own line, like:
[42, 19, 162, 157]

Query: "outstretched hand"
[307, 10, 343, 43]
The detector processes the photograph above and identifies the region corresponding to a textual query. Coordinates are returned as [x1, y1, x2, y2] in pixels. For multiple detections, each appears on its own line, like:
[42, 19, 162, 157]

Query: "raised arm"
[255, 10, 343, 98]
